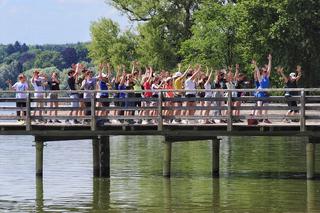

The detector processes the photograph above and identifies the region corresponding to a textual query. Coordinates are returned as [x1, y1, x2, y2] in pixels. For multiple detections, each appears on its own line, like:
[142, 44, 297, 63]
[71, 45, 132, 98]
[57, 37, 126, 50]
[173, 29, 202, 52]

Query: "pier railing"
[0, 88, 320, 132]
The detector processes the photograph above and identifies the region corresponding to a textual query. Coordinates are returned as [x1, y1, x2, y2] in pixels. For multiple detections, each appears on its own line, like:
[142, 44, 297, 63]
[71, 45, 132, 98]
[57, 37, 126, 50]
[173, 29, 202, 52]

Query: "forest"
[89, 0, 320, 87]
[0, 41, 91, 89]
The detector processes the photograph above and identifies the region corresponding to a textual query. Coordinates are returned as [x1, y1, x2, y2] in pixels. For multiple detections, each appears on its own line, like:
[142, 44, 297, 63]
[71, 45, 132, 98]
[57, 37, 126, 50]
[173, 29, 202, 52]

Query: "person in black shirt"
[277, 66, 302, 122]
[48, 71, 61, 123]
[66, 68, 81, 124]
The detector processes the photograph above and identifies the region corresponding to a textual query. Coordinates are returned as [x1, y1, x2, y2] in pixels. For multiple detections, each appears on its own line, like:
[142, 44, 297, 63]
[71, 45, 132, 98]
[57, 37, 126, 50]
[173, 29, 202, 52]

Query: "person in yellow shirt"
[172, 64, 191, 124]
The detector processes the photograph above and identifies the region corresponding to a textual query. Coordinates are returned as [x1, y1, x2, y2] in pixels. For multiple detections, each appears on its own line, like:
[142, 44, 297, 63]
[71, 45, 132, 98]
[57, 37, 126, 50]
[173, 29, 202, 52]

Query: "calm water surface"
[0, 135, 319, 212]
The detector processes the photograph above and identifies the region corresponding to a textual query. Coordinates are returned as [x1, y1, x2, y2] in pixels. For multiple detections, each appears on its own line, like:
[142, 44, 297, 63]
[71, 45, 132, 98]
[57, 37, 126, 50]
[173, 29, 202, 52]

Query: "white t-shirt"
[31, 77, 45, 98]
[185, 78, 196, 95]
[226, 81, 237, 97]
[204, 82, 212, 98]
[81, 77, 97, 99]
[12, 82, 28, 99]
[151, 83, 160, 96]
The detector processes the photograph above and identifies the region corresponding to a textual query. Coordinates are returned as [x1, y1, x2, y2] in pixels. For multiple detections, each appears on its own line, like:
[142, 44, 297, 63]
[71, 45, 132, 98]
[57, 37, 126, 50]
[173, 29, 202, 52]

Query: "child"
[8, 74, 29, 124]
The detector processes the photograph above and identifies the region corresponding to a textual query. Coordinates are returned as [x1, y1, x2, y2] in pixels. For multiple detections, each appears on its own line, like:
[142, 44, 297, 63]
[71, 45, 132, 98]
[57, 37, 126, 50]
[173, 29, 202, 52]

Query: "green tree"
[34, 50, 64, 69]
[180, 2, 240, 68]
[109, 0, 202, 69]
[88, 18, 137, 67]
[88, 18, 120, 64]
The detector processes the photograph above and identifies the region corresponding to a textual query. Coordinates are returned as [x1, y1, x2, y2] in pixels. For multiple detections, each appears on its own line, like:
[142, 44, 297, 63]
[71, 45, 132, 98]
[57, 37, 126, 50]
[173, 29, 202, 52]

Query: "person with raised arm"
[47, 71, 61, 124]
[142, 66, 153, 125]
[118, 66, 127, 123]
[184, 65, 201, 124]
[111, 65, 122, 121]
[80, 67, 99, 124]
[98, 63, 110, 122]
[66, 64, 81, 124]
[255, 54, 272, 124]
[213, 69, 227, 123]
[75, 63, 86, 116]
[277, 65, 302, 123]
[7, 74, 28, 124]
[234, 64, 245, 123]
[163, 76, 174, 124]
[31, 69, 45, 123]
[132, 61, 143, 122]
[197, 67, 208, 120]
[202, 70, 214, 124]
[172, 64, 191, 124]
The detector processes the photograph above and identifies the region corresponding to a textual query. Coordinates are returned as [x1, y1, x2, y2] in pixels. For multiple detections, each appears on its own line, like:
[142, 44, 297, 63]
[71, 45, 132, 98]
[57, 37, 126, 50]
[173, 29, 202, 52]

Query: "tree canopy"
[87, 0, 320, 87]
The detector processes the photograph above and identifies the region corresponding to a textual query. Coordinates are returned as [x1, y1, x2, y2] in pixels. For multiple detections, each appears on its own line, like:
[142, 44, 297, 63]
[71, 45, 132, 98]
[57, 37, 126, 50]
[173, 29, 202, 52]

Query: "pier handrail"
[0, 88, 319, 132]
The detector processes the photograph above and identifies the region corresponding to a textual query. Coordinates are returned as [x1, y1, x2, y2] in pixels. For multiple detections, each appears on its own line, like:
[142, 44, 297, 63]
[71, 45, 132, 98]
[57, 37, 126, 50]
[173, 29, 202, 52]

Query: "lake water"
[0, 135, 319, 212]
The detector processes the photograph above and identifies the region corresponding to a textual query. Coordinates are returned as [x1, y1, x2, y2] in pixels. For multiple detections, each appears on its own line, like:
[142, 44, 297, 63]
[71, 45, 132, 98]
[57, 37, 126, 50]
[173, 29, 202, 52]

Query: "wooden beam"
[35, 137, 44, 177]
[99, 136, 110, 178]
[163, 141, 172, 178]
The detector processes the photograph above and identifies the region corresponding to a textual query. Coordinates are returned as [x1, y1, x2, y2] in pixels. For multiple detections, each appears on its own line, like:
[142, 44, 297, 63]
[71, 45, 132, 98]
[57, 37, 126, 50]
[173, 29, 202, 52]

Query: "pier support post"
[35, 138, 44, 177]
[92, 138, 100, 177]
[99, 136, 110, 178]
[306, 138, 316, 179]
[163, 141, 172, 178]
[212, 137, 220, 177]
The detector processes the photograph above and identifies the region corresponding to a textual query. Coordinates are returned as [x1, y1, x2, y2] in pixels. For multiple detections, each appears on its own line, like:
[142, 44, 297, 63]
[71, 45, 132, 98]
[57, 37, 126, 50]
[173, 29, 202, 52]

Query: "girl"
[8, 74, 28, 124]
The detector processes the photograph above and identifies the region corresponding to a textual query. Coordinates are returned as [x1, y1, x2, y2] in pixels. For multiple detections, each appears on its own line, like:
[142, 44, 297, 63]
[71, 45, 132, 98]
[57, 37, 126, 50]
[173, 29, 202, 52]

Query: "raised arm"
[235, 64, 240, 80]
[252, 60, 260, 81]
[206, 71, 213, 85]
[177, 64, 191, 81]
[267, 54, 272, 77]
[115, 65, 121, 83]
[296, 65, 302, 82]
[119, 71, 126, 86]
[98, 63, 104, 80]
[189, 65, 201, 81]
[6, 80, 13, 90]
[276, 67, 288, 83]
[146, 66, 153, 83]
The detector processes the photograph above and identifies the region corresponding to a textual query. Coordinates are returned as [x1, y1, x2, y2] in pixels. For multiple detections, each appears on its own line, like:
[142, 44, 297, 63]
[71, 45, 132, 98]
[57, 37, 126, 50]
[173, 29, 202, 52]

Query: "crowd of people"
[7, 54, 303, 125]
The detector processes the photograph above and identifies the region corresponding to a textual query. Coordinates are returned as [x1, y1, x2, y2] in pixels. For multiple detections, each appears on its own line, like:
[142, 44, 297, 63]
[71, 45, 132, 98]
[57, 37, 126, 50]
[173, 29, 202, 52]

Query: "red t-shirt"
[143, 81, 152, 98]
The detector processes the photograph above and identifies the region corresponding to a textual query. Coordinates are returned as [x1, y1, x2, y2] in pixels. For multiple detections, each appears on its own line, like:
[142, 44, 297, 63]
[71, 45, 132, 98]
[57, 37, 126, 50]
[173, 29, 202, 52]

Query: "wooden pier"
[0, 88, 319, 179]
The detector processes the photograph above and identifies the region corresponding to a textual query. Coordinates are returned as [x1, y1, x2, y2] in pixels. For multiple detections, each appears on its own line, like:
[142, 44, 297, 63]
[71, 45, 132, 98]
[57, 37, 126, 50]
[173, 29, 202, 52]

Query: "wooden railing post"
[91, 92, 96, 131]
[227, 90, 233, 131]
[26, 92, 31, 131]
[158, 91, 163, 131]
[300, 90, 306, 132]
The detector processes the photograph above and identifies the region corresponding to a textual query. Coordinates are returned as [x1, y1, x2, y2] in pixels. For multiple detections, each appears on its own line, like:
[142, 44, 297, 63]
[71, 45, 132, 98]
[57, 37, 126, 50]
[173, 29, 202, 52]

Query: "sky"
[0, 0, 131, 45]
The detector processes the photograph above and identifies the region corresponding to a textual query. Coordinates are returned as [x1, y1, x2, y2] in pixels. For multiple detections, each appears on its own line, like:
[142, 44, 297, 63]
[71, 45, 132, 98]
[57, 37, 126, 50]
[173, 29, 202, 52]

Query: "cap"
[289, 72, 296, 79]
[173, 72, 182, 78]
[102, 73, 108, 78]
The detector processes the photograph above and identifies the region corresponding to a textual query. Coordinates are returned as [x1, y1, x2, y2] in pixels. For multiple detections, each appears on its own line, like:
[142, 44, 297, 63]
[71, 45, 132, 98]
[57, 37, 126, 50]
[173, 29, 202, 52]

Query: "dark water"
[0, 135, 319, 212]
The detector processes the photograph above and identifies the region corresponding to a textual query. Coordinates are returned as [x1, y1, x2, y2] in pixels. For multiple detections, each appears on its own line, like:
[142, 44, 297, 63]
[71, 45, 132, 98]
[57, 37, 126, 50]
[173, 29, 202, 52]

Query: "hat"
[173, 72, 182, 78]
[102, 73, 108, 78]
[289, 72, 296, 79]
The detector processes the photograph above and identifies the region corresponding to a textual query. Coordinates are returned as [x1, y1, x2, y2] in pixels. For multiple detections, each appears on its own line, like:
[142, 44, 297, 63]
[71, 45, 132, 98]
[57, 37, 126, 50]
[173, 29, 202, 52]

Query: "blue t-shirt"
[118, 84, 127, 98]
[256, 76, 270, 98]
[99, 81, 108, 97]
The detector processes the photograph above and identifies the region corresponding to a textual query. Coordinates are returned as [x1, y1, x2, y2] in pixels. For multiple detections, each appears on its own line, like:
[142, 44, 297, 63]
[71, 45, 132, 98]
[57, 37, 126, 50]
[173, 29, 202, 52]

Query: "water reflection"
[212, 178, 220, 211]
[162, 179, 172, 213]
[307, 180, 316, 213]
[35, 177, 44, 213]
[92, 178, 110, 212]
